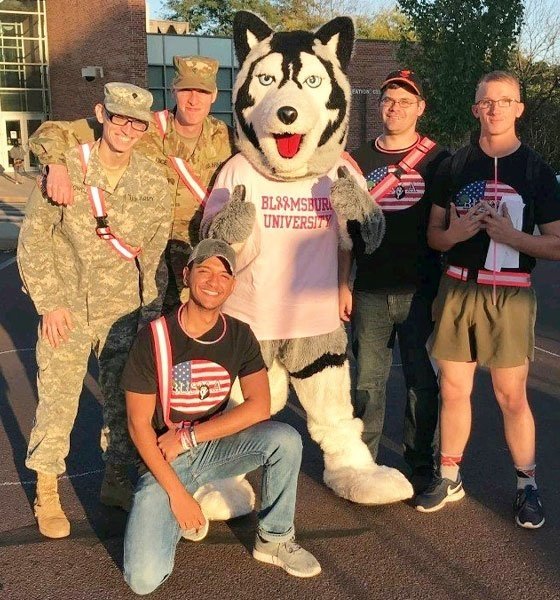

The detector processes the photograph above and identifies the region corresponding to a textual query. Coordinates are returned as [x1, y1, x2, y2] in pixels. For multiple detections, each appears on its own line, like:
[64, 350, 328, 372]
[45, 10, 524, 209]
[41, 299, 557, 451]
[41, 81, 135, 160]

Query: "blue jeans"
[124, 420, 302, 595]
[351, 290, 439, 471]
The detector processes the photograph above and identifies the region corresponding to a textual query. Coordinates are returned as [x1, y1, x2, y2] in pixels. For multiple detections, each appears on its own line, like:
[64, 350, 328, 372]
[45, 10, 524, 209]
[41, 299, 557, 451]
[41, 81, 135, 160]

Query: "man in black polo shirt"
[339, 70, 448, 491]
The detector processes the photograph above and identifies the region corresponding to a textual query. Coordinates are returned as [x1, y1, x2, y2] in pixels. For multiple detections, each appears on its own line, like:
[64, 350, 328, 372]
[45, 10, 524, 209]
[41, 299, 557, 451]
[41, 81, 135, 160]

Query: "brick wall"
[347, 39, 400, 151]
[46, 0, 148, 120]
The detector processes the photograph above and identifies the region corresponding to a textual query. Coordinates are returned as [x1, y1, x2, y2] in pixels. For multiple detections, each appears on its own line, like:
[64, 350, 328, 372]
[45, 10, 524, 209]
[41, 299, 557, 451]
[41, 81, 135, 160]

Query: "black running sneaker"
[414, 473, 465, 513]
[514, 485, 545, 529]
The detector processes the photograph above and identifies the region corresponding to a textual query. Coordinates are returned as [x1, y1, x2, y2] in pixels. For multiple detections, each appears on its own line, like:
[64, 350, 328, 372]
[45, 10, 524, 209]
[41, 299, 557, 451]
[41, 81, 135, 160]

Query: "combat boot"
[100, 463, 133, 512]
[34, 472, 70, 539]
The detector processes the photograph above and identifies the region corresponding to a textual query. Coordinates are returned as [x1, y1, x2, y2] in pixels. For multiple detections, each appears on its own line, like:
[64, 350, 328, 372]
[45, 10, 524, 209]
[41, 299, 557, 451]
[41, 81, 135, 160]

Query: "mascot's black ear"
[315, 16, 355, 72]
[233, 11, 273, 65]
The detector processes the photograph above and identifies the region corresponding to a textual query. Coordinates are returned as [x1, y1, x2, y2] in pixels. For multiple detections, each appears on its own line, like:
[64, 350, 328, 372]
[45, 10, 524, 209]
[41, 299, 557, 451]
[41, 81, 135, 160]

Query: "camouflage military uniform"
[18, 141, 172, 474]
[29, 110, 233, 309]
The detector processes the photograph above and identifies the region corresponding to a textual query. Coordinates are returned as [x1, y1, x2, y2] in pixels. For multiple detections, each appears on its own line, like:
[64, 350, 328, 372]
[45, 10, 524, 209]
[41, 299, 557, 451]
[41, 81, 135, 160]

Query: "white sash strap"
[78, 143, 140, 261]
[150, 316, 174, 429]
[168, 155, 209, 205]
[153, 110, 208, 205]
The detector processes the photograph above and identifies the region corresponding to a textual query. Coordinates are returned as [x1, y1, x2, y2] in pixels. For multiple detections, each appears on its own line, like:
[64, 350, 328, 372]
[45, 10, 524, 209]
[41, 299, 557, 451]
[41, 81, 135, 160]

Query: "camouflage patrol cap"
[172, 56, 219, 93]
[103, 82, 153, 123]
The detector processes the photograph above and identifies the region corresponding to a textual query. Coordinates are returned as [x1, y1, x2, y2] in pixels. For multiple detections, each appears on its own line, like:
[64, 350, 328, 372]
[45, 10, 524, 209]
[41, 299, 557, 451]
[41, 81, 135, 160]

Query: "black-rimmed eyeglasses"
[475, 98, 520, 110]
[104, 108, 149, 132]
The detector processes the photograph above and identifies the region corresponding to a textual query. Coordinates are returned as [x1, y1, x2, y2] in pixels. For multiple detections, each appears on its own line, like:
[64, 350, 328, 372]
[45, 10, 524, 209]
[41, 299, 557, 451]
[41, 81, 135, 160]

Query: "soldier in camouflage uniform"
[29, 55, 234, 312]
[18, 82, 172, 539]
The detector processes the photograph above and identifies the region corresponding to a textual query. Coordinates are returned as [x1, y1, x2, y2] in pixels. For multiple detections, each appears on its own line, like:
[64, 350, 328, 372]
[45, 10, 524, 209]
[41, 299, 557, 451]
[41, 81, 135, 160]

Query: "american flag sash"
[368, 136, 435, 210]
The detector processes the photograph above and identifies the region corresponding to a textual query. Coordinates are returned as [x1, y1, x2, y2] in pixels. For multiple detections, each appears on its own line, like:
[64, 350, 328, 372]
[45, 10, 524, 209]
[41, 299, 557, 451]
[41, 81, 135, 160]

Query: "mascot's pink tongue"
[275, 133, 303, 158]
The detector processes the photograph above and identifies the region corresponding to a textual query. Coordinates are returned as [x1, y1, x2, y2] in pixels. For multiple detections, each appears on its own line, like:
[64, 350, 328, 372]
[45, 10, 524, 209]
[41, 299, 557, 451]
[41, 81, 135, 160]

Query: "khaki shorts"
[430, 275, 536, 368]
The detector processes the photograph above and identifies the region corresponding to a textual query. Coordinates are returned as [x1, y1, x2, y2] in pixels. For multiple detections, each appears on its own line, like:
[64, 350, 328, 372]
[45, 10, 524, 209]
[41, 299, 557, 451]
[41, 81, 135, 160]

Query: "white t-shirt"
[203, 153, 366, 341]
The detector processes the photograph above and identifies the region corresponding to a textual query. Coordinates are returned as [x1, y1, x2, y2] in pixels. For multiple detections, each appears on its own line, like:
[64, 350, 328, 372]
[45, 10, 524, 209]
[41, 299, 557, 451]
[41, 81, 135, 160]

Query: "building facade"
[0, 0, 49, 171]
[0, 0, 398, 173]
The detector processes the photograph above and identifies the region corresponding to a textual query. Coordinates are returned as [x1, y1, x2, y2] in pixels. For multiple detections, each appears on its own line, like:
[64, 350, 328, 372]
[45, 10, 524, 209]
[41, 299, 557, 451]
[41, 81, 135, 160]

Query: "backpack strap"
[150, 316, 174, 429]
[448, 144, 473, 191]
[524, 145, 539, 228]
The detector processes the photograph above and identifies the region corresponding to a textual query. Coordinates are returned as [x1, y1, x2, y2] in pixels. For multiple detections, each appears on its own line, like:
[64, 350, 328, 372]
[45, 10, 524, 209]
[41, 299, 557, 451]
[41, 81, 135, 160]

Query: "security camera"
[81, 66, 104, 82]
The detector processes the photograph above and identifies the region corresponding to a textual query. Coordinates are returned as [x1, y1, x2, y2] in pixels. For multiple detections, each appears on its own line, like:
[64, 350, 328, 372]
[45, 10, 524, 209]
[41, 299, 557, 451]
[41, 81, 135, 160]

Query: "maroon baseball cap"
[381, 70, 423, 97]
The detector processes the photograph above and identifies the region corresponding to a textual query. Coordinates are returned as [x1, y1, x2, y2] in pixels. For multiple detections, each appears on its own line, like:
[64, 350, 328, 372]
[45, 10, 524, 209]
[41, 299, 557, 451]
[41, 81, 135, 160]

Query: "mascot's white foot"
[324, 462, 413, 505]
[193, 475, 255, 521]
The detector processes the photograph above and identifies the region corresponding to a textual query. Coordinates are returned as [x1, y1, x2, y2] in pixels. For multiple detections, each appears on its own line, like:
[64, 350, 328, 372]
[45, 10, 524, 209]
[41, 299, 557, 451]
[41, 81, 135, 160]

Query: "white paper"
[484, 194, 524, 271]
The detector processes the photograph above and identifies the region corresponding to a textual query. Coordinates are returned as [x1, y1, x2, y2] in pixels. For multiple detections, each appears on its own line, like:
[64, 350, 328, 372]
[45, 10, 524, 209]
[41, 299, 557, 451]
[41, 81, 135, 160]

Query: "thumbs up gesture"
[206, 184, 256, 245]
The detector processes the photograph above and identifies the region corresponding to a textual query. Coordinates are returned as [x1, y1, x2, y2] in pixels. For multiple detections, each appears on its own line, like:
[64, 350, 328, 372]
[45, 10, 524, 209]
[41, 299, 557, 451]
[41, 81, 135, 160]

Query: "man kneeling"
[121, 239, 321, 594]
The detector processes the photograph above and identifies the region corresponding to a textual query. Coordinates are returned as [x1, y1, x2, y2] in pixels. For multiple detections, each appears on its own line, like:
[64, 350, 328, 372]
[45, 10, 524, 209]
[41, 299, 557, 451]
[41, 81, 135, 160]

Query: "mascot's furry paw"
[324, 463, 413, 505]
[193, 475, 256, 520]
[207, 184, 256, 245]
[331, 166, 385, 253]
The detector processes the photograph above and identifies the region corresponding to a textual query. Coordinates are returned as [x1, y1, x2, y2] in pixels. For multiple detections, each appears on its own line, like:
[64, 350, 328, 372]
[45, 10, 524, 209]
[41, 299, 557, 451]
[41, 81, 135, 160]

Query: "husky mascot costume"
[196, 11, 413, 518]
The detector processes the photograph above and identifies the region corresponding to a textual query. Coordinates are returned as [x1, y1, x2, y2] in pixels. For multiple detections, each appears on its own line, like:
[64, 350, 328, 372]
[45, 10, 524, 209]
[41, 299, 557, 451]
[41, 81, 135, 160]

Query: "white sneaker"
[253, 535, 321, 578]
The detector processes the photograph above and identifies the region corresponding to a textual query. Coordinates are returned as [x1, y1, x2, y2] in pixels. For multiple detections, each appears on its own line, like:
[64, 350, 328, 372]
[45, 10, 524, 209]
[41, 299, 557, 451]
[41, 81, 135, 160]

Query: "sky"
[146, 0, 165, 19]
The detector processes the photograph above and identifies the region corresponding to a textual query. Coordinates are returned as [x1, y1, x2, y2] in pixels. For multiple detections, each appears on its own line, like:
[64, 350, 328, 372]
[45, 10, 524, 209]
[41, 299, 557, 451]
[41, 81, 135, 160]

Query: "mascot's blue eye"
[257, 74, 275, 86]
[305, 76, 322, 88]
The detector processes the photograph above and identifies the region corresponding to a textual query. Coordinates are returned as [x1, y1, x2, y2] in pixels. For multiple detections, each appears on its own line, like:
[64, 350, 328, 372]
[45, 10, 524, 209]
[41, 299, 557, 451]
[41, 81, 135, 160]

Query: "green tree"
[355, 8, 414, 41]
[398, 0, 524, 148]
[162, 0, 281, 35]
[513, 0, 560, 170]
[162, 0, 411, 39]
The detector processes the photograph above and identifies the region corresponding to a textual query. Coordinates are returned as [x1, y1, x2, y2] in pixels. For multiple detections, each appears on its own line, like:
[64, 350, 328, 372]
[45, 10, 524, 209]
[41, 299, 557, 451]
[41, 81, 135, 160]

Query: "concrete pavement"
[0, 254, 559, 600]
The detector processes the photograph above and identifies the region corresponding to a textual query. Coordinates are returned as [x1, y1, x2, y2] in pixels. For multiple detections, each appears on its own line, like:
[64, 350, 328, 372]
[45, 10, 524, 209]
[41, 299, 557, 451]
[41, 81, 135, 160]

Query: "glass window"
[5, 119, 21, 149]
[212, 113, 233, 127]
[165, 88, 175, 109]
[0, 64, 44, 88]
[1, 90, 25, 111]
[165, 66, 175, 87]
[27, 118, 43, 167]
[199, 37, 233, 67]
[148, 65, 164, 88]
[0, 12, 41, 38]
[151, 89, 165, 112]
[163, 35, 199, 64]
[147, 35, 164, 64]
[0, 89, 44, 111]
[0, 0, 41, 11]
[217, 68, 232, 89]
[26, 89, 42, 111]
[213, 91, 232, 113]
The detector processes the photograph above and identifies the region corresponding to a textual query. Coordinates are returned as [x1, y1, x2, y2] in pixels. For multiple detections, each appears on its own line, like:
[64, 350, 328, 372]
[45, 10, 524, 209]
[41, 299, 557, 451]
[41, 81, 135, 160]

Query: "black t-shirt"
[432, 142, 560, 273]
[121, 309, 265, 432]
[348, 138, 449, 294]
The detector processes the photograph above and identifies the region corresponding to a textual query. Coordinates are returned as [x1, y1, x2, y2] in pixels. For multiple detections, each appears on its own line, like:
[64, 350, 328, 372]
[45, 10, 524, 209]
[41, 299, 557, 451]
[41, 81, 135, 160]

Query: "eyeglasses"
[475, 98, 520, 110]
[104, 108, 149, 132]
[379, 97, 418, 109]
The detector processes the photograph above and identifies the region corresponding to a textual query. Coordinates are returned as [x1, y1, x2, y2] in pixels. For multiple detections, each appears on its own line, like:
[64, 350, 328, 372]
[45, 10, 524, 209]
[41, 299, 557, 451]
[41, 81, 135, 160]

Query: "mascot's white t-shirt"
[203, 153, 365, 341]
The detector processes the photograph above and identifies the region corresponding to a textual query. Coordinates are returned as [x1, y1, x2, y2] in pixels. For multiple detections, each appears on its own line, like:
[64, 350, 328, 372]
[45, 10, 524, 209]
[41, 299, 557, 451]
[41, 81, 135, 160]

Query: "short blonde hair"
[475, 71, 521, 101]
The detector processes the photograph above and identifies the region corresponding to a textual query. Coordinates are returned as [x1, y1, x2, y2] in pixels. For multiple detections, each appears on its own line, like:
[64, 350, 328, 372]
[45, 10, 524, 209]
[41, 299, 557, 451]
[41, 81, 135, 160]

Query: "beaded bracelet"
[176, 427, 192, 452]
[188, 423, 198, 447]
